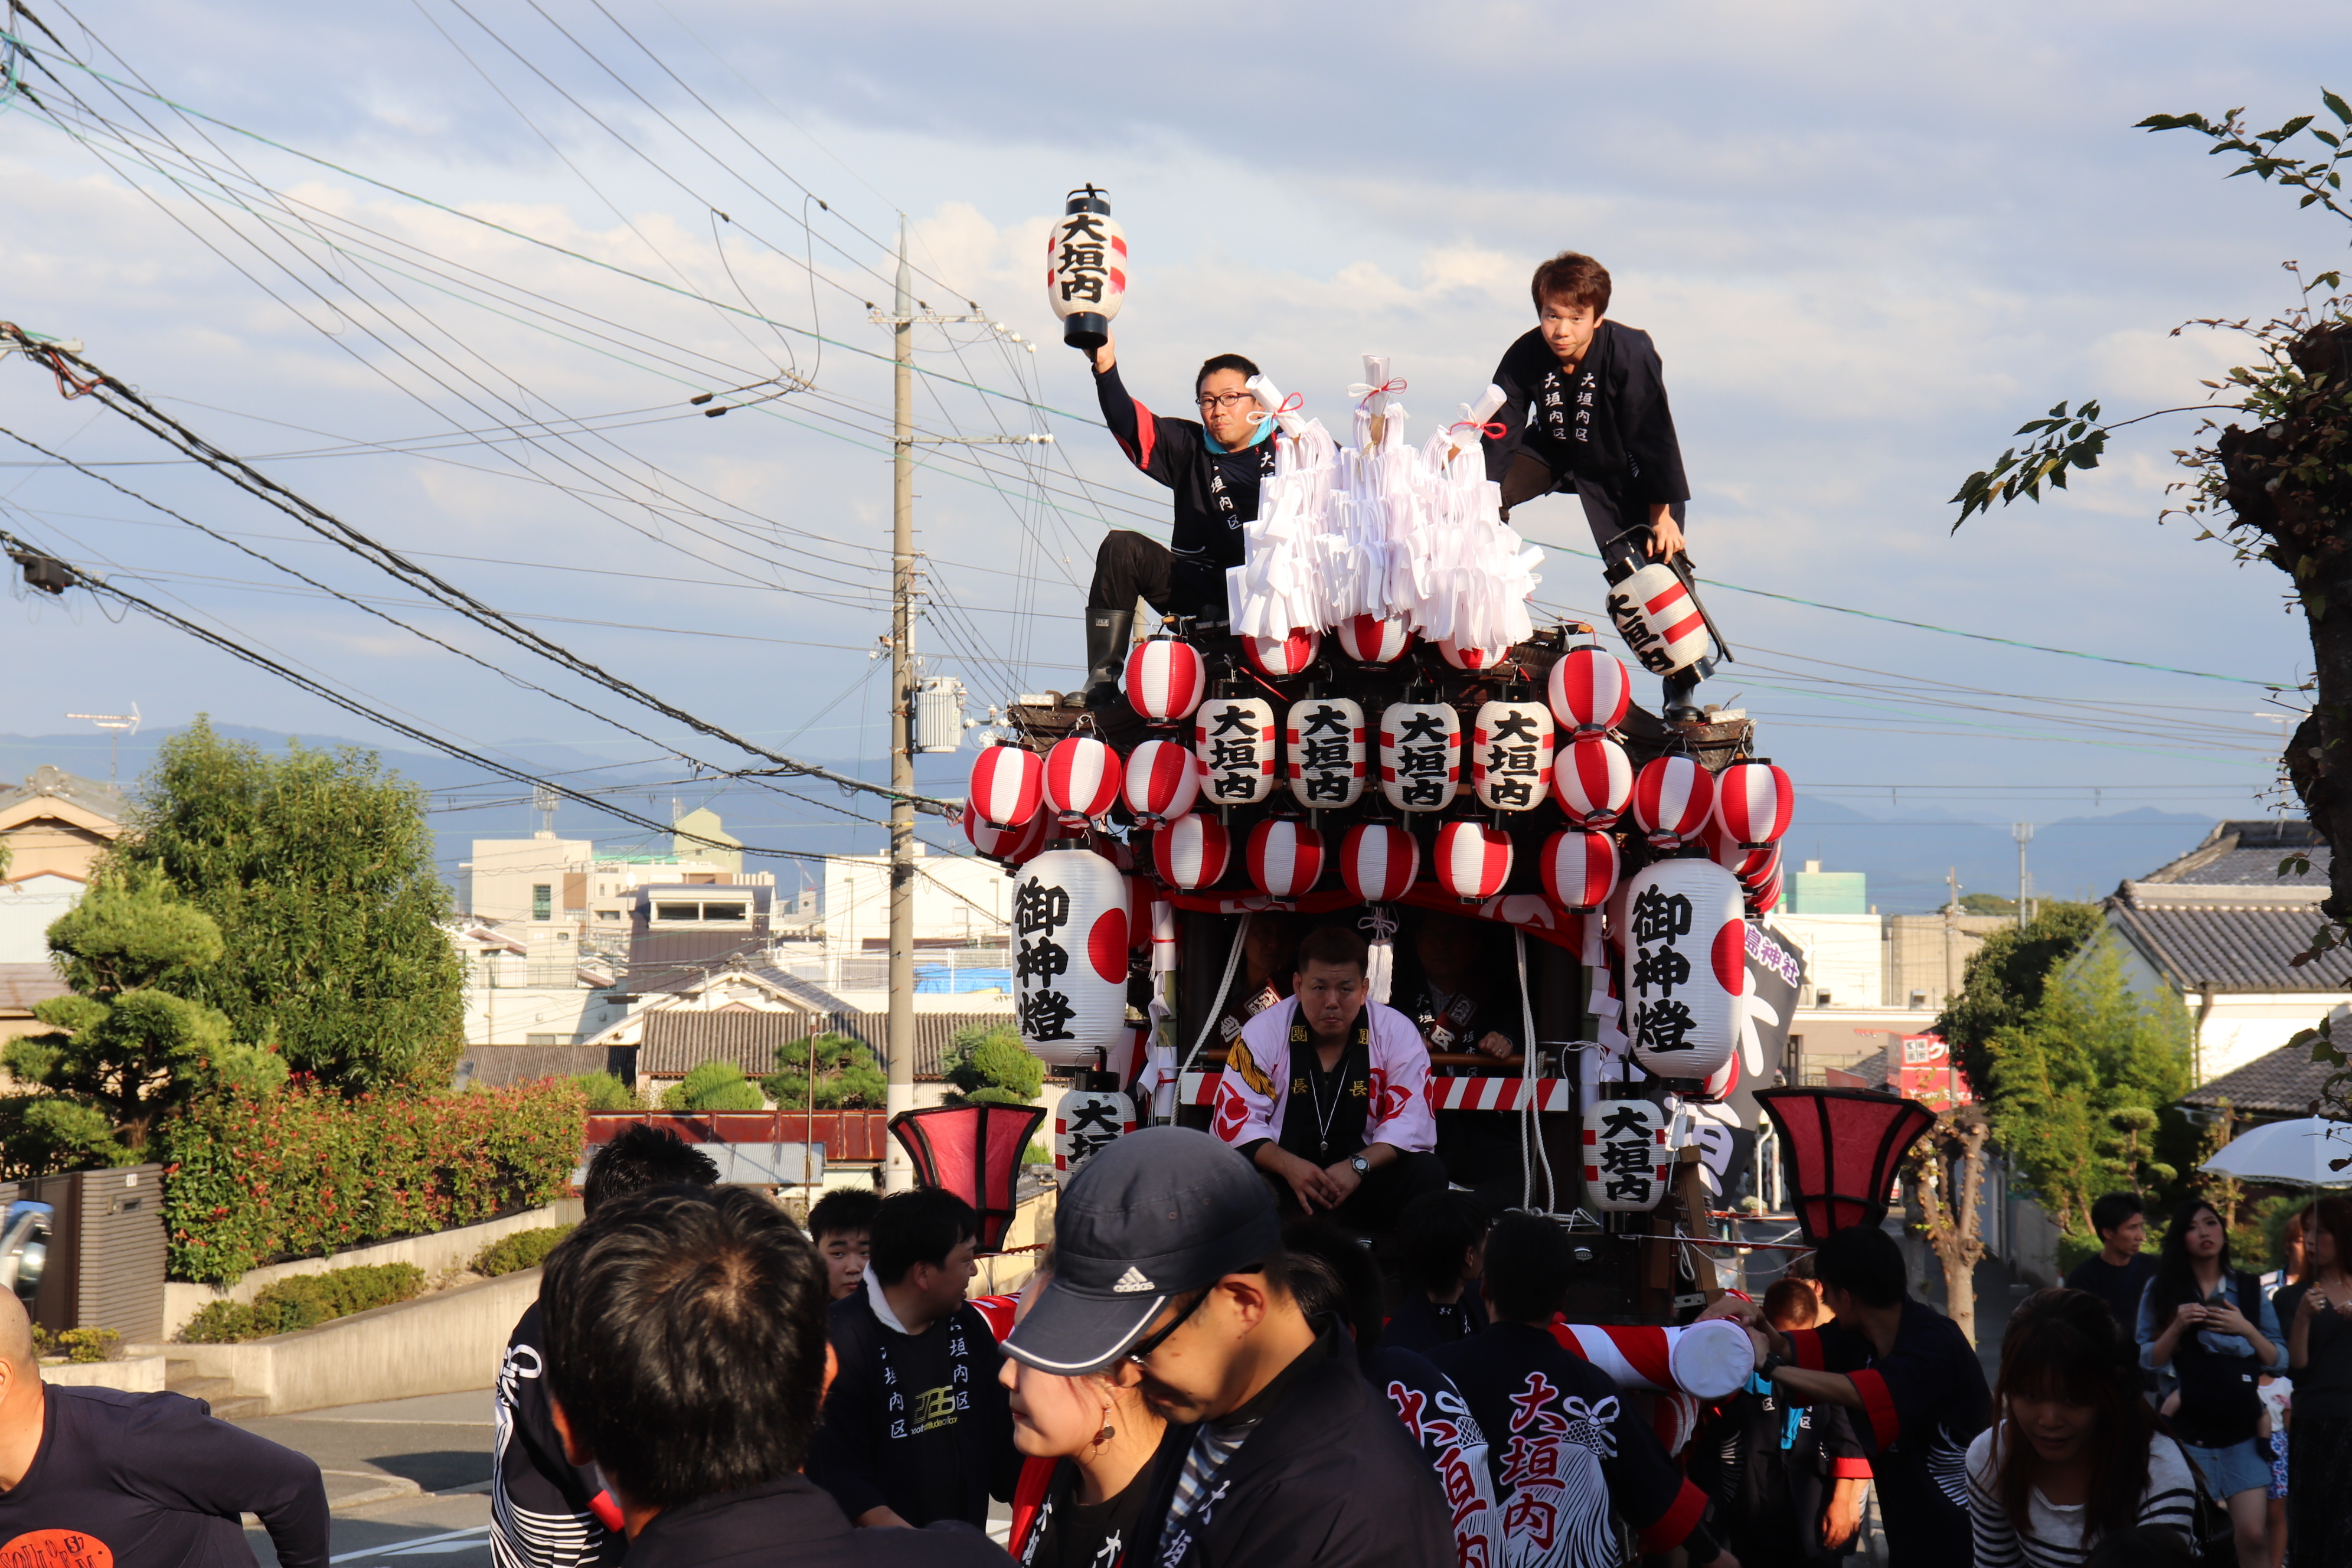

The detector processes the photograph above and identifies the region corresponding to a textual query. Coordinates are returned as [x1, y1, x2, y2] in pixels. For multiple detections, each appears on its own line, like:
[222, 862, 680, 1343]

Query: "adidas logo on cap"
[1110, 1265, 1156, 1294]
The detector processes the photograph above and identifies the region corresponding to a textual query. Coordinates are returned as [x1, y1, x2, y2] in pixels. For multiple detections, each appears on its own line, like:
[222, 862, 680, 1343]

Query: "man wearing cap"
[1005, 1126, 1453, 1568]
[1211, 925, 1447, 1233]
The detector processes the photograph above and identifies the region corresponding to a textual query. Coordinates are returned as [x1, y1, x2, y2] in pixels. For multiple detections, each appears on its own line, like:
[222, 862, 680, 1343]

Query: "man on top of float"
[1067, 331, 1273, 708]
[1211, 925, 1448, 1234]
[1481, 250, 1705, 717]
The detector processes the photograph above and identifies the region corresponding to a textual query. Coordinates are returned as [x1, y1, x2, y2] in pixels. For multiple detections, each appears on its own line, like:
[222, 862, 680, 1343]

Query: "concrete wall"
[1769, 914, 1884, 1009]
[162, 1199, 582, 1340]
[152, 1268, 538, 1415]
[42, 1355, 164, 1393]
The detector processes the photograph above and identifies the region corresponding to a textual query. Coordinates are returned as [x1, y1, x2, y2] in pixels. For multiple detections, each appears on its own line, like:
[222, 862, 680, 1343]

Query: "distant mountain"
[1779, 799, 2223, 913]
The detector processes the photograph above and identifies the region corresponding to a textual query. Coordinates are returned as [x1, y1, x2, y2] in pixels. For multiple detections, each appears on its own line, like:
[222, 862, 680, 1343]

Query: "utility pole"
[1943, 867, 1959, 1005]
[2011, 824, 2034, 930]
[874, 224, 1052, 1191]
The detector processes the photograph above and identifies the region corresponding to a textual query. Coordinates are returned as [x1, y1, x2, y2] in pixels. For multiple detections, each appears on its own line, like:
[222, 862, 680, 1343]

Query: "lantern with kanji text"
[1621, 857, 1744, 1083]
[1012, 847, 1130, 1070]
[1471, 701, 1554, 812]
[1053, 1078, 1136, 1178]
[1047, 186, 1127, 351]
[1583, 1089, 1668, 1213]
[1605, 560, 1708, 675]
[1378, 703, 1461, 814]
[1193, 697, 1276, 806]
[1286, 697, 1366, 812]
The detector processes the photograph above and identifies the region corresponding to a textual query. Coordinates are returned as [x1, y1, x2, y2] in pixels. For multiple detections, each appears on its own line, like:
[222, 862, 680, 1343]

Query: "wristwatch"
[1348, 1155, 1371, 1177]
[1758, 1351, 1789, 1381]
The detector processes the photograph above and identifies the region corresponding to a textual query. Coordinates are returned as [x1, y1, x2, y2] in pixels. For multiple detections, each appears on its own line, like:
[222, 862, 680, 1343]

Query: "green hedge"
[180, 1262, 425, 1344]
[162, 1079, 585, 1285]
[475, 1224, 573, 1277]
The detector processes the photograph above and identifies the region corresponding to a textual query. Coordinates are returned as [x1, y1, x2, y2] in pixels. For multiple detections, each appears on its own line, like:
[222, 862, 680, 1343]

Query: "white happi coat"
[1211, 995, 1438, 1155]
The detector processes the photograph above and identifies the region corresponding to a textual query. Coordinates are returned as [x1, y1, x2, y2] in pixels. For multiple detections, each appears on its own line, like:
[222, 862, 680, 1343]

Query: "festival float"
[972, 186, 1887, 1335]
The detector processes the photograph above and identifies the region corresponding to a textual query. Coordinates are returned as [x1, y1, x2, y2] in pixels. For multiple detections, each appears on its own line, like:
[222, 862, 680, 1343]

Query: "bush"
[179, 1262, 425, 1344]
[661, 1061, 764, 1112]
[943, 1023, 1043, 1108]
[475, 1224, 574, 1277]
[763, 1033, 887, 1109]
[54, 1327, 120, 1364]
[574, 1072, 639, 1111]
[160, 1079, 584, 1285]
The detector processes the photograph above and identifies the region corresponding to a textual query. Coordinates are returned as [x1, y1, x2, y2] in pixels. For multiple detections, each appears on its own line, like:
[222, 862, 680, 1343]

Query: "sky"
[1, 0, 2345, 906]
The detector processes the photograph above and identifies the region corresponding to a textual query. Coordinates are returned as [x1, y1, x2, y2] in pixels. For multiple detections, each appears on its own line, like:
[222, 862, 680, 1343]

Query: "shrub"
[661, 1061, 764, 1112]
[179, 1262, 425, 1344]
[475, 1224, 574, 1277]
[943, 1023, 1043, 1108]
[762, 1033, 886, 1109]
[55, 1327, 120, 1364]
[574, 1072, 638, 1112]
[161, 1079, 584, 1285]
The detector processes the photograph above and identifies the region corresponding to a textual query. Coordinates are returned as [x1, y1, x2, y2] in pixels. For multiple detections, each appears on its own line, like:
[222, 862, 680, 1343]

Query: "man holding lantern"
[1067, 330, 1275, 709]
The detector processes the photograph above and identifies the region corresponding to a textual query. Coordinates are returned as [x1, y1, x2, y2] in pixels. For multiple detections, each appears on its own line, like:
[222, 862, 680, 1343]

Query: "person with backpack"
[2139, 1200, 2283, 1568]
[1966, 1288, 2197, 1565]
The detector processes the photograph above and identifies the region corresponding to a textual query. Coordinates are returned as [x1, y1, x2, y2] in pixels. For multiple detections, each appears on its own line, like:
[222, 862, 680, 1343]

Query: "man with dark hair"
[1067, 331, 1274, 707]
[537, 1184, 1004, 1566]
[1708, 1223, 1988, 1568]
[806, 1187, 1018, 1530]
[1429, 1213, 1730, 1568]
[494, 1123, 720, 1568]
[1385, 1190, 1491, 1354]
[1213, 923, 1446, 1233]
[1005, 1127, 1453, 1567]
[2067, 1191, 2158, 1338]
[1480, 250, 1704, 717]
[808, 1186, 882, 1303]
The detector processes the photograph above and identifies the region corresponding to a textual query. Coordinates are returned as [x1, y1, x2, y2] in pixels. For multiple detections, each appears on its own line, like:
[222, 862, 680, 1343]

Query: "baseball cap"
[1004, 1126, 1280, 1375]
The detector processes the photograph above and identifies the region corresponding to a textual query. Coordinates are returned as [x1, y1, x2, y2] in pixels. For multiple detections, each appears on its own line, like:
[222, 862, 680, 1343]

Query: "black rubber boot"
[1065, 607, 1133, 710]
[1662, 667, 1704, 724]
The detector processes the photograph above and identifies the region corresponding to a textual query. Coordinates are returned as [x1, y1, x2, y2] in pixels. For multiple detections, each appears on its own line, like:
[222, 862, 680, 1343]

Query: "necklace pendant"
[1319, 1140, 1329, 1156]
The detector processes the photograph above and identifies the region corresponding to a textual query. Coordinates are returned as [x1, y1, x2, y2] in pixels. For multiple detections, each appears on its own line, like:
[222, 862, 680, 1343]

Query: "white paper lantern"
[1054, 1085, 1136, 1176]
[1014, 847, 1131, 1069]
[1193, 697, 1276, 806]
[1047, 187, 1126, 349]
[1605, 561, 1708, 675]
[1285, 697, 1366, 811]
[1122, 738, 1201, 825]
[1583, 1094, 1670, 1213]
[1620, 858, 1745, 1082]
[1377, 703, 1461, 814]
[1471, 701, 1555, 812]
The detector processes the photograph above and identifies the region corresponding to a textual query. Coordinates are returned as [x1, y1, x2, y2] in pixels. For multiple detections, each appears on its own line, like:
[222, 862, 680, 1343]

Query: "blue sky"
[1, 0, 2343, 893]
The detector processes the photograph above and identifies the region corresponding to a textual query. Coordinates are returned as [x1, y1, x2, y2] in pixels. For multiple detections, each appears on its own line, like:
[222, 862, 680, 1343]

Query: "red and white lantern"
[1336, 613, 1415, 665]
[968, 743, 1044, 831]
[1339, 821, 1420, 903]
[1378, 703, 1461, 814]
[1285, 697, 1366, 812]
[1044, 735, 1122, 823]
[1584, 1093, 1669, 1213]
[1437, 636, 1512, 672]
[1245, 819, 1325, 898]
[1736, 842, 1782, 891]
[1555, 736, 1633, 828]
[1013, 846, 1130, 1069]
[1054, 1084, 1136, 1175]
[1632, 754, 1716, 848]
[1621, 857, 1745, 1082]
[1605, 561, 1709, 675]
[1123, 637, 1206, 724]
[1471, 701, 1555, 812]
[1547, 643, 1632, 734]
[1152, 813, 1231, 891]
[1540, 829, 1618, 912]
[1121, 739, 1201, 825]
[1713, 759, 1794, 849]
[1047, 188, 1126, 349]
[963, 800, 1048, 866]
[1433, 821, 1513, 903]
[1243, 628, 1321, 680]
[1746, 866, 1783, 914]
[1193, 697, 1276, 807]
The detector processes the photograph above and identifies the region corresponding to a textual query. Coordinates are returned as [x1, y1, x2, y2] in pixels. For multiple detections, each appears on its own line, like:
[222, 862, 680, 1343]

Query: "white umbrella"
[2200, 1117, 2352, 1187]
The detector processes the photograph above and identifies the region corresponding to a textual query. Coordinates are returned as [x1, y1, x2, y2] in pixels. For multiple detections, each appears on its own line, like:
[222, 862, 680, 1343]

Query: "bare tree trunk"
[1915, 1108, 1991, 1345]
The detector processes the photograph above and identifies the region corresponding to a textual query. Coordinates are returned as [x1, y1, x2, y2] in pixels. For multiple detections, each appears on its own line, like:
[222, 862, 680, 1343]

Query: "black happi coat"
[1482, 322, 1690, 520]
[1134, 1322, 1454, 1568]
[1094, 361, 1277, 610]
[1691, 1377, 1871, 1564]
[805, 1282, 1020, 1530]
[491, 1302, 624, 1567]
[623, 1474, 1007, 1568]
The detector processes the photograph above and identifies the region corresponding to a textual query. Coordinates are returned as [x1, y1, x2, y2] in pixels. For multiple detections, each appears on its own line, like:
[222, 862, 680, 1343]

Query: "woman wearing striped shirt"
[1967, 1289, 2197, 1566]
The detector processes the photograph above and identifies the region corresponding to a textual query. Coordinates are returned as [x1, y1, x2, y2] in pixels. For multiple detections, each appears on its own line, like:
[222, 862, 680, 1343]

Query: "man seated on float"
[1213, 913, 1299, 1051]
[1481, 250, 1704, 717]
[1067, 330, 1273, 708]
[1211, 924, 1447, 1233]
[1405, 910, 1523, 1198]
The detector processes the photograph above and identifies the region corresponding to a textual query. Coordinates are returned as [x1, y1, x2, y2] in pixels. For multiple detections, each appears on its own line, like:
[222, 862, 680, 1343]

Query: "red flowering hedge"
[161, 1079, 586, 1285]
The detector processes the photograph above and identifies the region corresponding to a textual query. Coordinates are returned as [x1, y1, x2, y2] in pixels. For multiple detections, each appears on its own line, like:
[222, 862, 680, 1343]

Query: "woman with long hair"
[1967, 1287, 2196, 1564]
[2278, 1195, 2352, 1565]
[997, 1255, 1168, 1568]
[2139, 1199, 2284, 1568]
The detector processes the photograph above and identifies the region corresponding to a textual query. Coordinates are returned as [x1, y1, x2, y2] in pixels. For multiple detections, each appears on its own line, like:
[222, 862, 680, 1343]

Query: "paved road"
[235, 1390, 498, 1567]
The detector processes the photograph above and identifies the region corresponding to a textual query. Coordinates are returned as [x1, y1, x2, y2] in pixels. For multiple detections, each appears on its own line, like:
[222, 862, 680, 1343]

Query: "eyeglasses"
[1195, 391, 1257, 412]
[1125, 1287, 1210, 1365]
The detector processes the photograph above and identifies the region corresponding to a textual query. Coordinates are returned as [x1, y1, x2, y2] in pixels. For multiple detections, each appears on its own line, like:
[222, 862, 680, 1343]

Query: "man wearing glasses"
[1004, 1128, 1453, 1567]
[1067, 333, 1274, 708]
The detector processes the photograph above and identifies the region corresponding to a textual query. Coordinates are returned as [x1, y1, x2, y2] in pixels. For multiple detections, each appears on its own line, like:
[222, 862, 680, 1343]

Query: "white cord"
[1181, 913, 1252, 1070]
[1517, 929, 1558, 1214]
